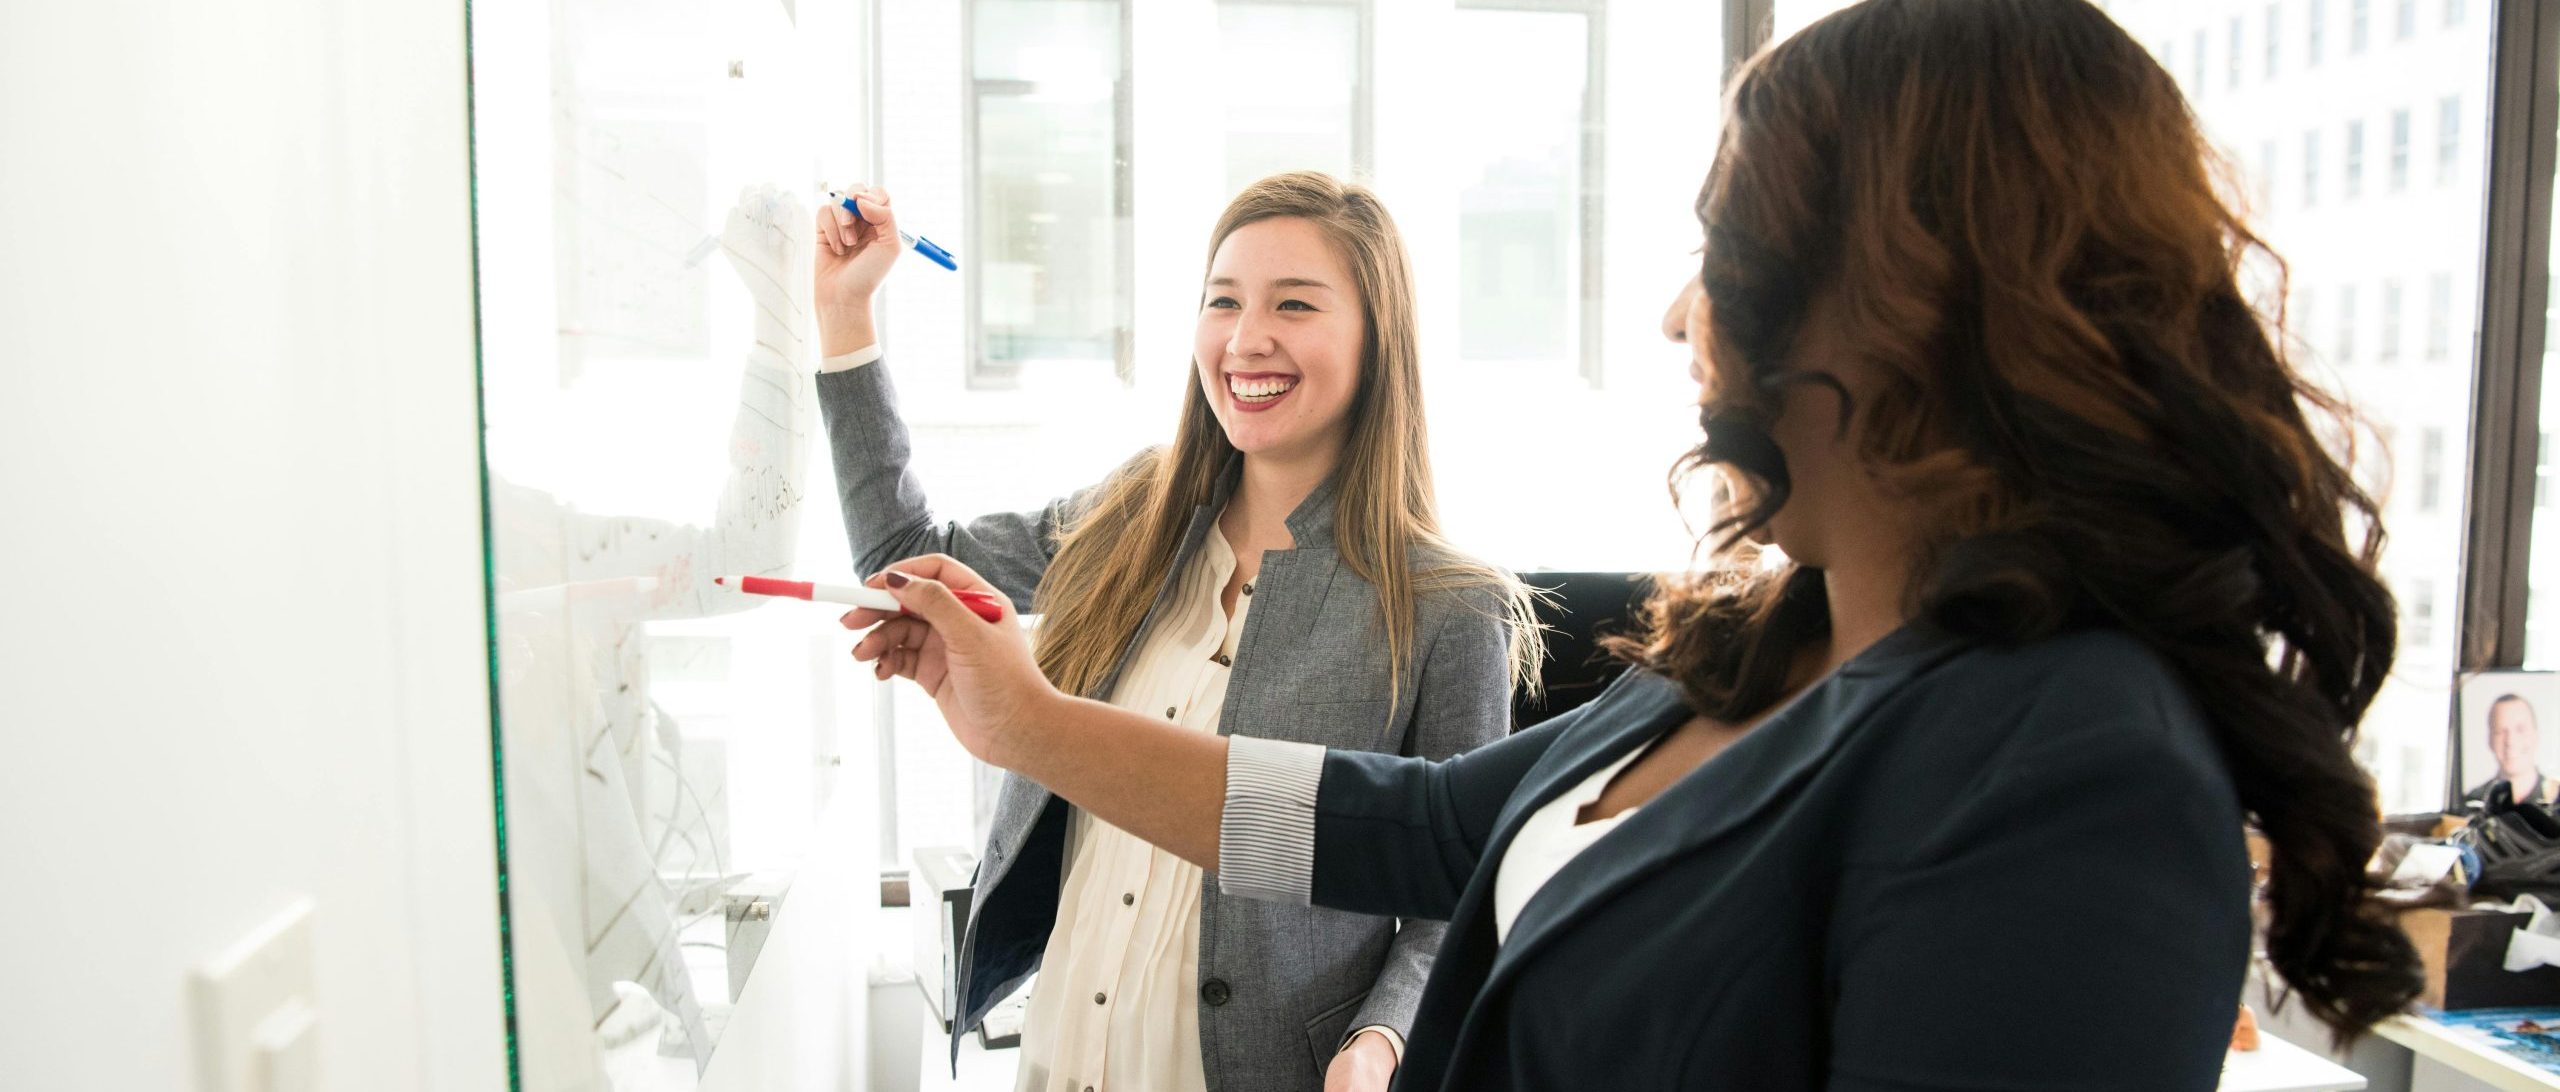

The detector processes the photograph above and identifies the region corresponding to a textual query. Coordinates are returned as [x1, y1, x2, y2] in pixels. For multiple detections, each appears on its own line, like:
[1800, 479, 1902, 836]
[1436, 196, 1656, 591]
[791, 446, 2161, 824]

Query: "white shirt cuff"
[1217, 735, 1327, 905]
[818, 344, 882, 372]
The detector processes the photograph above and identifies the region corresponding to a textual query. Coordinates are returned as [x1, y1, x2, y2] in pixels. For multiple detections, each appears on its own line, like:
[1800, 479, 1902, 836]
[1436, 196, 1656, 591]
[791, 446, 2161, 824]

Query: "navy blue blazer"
[1307, 625, 2252, 1091]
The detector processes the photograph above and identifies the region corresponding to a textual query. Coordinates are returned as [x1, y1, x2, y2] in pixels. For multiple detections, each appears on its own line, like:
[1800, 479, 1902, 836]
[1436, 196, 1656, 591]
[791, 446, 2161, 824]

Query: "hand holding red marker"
[715, 574, 1007, 624]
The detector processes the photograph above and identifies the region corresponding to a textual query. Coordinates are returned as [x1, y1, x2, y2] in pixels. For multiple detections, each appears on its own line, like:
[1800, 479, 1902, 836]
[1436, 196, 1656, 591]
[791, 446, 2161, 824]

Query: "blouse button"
[1240, 582, 1254, 596]
[1094, 991, 1108, 1005]
[1166, 706, 1178, 719]
[1213, 653, 1232, 667]
[1123, 892, 1135, 906]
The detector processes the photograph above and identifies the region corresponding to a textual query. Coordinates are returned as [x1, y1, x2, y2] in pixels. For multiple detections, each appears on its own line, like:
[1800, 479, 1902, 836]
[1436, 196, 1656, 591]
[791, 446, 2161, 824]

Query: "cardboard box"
[2401, 907, 2560, 1009]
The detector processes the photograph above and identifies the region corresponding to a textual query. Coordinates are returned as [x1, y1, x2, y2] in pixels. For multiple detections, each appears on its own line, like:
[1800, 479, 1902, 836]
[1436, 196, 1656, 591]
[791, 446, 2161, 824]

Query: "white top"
[1490, 742, 1652, 944]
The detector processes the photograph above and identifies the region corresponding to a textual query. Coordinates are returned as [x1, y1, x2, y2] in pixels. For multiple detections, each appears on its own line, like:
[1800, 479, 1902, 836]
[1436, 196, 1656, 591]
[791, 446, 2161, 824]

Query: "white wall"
[0, 1, 507, 1089]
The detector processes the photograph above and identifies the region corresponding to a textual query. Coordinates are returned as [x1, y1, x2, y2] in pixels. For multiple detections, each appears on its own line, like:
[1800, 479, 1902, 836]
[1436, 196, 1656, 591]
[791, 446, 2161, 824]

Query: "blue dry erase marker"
[830, 191, 958, 271]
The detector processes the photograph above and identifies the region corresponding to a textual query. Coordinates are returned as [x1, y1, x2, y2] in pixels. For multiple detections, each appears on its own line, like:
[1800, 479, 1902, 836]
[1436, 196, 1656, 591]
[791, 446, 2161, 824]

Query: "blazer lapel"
[1477, 625, 1968, 995]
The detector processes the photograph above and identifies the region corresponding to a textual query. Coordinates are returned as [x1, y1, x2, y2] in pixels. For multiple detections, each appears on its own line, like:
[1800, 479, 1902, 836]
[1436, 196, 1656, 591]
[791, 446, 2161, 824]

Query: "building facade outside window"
[2346, 118, 2365, 198]
[2116, 0, 2497, 809]
[2439, 94, 2462, 184]
[2229, 16, 2244, 88]
[2265, 3, 2281, 76]
[2428, 272, 2452, 360]
[2391, 107, 2410, 192]
[2304, 128, 2322, 206]
[2381, 277, 2402, 362]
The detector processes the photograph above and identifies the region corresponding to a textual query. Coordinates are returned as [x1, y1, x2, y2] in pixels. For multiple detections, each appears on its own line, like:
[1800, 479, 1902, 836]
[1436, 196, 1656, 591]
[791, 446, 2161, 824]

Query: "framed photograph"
[2457, 671, 2560, 808]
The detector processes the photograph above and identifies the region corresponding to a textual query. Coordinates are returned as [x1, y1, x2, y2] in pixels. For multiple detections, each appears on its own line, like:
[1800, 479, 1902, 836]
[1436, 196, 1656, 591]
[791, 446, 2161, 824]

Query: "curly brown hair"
[1606, 0, 2420, 1040]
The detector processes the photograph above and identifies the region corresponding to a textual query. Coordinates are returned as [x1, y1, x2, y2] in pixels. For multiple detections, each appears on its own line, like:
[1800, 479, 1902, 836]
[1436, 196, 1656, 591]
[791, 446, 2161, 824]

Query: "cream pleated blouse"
[1013, 529, 1246, 1092]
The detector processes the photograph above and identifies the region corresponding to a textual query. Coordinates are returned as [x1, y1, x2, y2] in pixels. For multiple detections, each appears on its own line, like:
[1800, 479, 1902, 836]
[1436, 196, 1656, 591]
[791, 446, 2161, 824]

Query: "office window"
[2427, 273, 2453, 360]
[969, 0, 1132, 387]
[2410, 578, 2437, 650]
[2439, 95, 2462, 184]
[1453, 1, 1603, 384]
[2194, 29, 2210, 93]
[2447, 0, 2466, 26]
[2346, 119, 2365, 198]
[2533, 113, 2560, 668]
[1217, 1, 1367, 197]
[2380, 278, 2402, 362]
[2116, 0, 2497, 808]
[2266, 4, 2282, 77]
[2303, 128, 2322, 206]
[2258, 139, 2279, 210]
[2396, 0, 2416, 39]
[2419, 426, 2445, 511]
[2390, 108, 2410, 192]
[2542, 432, 2553, 510]
[2229, 16, 2244, 88]
[2296, 287, 2319, 362]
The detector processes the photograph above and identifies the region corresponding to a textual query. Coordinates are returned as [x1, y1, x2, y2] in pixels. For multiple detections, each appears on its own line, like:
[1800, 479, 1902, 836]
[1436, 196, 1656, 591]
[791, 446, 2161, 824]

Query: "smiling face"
[1193, 216, 1367, 467]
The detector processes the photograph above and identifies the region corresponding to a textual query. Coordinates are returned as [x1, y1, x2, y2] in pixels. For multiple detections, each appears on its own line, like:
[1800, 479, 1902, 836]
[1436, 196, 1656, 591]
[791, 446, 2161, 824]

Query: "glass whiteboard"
[468, 0, 869, 1087]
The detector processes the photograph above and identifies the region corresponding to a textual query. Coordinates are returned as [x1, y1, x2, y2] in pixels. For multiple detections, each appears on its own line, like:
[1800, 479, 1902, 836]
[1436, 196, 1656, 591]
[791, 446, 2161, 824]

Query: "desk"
[2222, 1031, 2367, 1092]
[2375, 1014, 2560, 1091]
[912, 1000, 2363, 1091]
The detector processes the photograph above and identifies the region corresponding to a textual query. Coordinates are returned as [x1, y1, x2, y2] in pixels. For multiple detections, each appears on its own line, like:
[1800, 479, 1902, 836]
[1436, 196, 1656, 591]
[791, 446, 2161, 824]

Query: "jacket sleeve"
[1823, 694, 2251, 1091]
[815, 359, 1135, 609]
[1344, 587, 1519, 1047]
[1220, 669, 1611, 922]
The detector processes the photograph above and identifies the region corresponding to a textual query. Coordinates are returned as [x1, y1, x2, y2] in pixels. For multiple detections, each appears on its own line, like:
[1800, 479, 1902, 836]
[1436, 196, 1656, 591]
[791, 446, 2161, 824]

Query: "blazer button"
[1201, 979, 1231, 1006]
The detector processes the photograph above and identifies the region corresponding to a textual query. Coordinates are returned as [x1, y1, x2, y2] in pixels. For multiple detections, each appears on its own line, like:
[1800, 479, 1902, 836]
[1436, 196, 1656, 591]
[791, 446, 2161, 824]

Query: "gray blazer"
[815, 362, 1515, 1091]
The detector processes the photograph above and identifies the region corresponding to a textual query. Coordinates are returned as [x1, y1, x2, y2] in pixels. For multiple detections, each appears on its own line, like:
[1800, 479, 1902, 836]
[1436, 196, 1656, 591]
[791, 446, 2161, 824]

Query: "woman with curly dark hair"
[838, 0, 2424, 1086]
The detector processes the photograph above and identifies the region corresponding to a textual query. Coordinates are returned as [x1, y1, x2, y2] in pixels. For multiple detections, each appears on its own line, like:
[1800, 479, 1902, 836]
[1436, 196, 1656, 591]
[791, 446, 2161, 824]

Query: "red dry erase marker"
[714, 574, 1007, 623]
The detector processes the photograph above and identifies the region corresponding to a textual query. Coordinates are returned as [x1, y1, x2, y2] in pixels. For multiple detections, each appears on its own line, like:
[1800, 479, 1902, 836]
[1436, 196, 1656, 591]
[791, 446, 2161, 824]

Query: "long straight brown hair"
[1607, 0, 2419, 1040]
[1032, 172, 1542, 702]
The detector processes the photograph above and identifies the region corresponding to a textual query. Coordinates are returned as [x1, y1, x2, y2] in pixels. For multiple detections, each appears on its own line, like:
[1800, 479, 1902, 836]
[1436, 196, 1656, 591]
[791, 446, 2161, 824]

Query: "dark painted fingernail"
[885, 571, 911, 588]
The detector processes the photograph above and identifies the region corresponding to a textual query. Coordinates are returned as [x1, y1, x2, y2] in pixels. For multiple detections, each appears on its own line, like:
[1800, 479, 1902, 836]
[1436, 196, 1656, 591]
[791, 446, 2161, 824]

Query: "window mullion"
[2459, 0, 2560, 670]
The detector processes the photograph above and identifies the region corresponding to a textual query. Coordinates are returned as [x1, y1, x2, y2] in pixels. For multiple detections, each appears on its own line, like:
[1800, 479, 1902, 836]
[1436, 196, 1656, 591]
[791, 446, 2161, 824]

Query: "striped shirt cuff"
[1218, 735, 1328, 905]
[818, 343, 882, 372]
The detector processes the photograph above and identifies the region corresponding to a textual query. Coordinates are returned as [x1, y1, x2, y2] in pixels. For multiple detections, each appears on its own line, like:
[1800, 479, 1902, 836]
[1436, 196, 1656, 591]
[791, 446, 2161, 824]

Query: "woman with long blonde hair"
[811, 171, 1540, 1092]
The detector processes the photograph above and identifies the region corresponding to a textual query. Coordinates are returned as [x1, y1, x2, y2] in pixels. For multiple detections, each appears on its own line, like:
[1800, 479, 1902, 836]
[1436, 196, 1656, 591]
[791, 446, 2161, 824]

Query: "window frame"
[2457, 0, 2560, 677]
[961, 0, 1139, 390]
